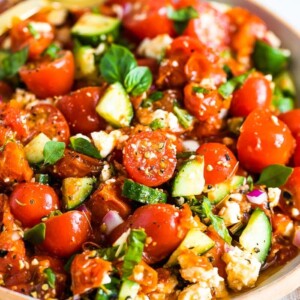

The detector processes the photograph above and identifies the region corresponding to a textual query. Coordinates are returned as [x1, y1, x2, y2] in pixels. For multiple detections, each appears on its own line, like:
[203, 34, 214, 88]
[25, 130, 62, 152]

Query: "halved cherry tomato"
[279, 109, 300, 138]
[294, 137, 300, 167]
[237, 109, 295, 173]
[123, 130, 177, 187]
[41, 211, 91, 257]
[10, 20, 54, 60]
[19, 50, 75, 98]
[110, 204, 190, 264]
[195, 115, 224, 138]
[26, 104, 70, 143]
[9, 182, 59, 228]
[196, 142, 238, 185]
[56, 87, 106, 135]
[184, 84, 223, 121]
[230, 73, 272, 117]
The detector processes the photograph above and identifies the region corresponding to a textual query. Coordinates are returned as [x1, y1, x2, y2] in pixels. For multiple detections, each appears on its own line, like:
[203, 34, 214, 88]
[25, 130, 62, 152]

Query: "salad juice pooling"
[0, 0, 299, 299]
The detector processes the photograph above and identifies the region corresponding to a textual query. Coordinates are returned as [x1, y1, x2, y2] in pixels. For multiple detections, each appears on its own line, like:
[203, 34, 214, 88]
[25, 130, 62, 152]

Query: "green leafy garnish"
[167, 6, 198, 34]
[24, 223, 46, 244]
[256, 164, 293, 187]
[141, 91, 163, 108]
[43, 141, 65, 165]
[95, 277, 120, 300]
[27, 22, 40, 39]
[272, 87, 294, 113]
[44, 268, 56, 288]
[70, 137, 101, 159]
[43, 44, 61, 60]
[35, 174, 50, 184]
[173, 105, 194, 129]
[97, 245, 126, 261]
[0, 47, 28, 80]
[192, 86, 209, 94]
[122, 229, 146, 279]
[202, 198, 232, 244]
[150, 118, 165, 130]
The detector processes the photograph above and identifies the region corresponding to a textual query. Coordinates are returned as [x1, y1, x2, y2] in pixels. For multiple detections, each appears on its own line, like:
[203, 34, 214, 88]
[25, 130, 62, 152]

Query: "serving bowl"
[0, 0, 299, 299]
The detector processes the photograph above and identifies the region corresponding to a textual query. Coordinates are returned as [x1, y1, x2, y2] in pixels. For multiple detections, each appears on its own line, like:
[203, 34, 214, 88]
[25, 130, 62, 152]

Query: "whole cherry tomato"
[41, 211, 91, 257]
[237, 109, 295, 173]
[10, 20, 55, 60]
[123, 130, 177, 187]
[293, 137, 300, 167]
[230, 73, 272, 117]
[19, 50, 75, 98]
[56, 87, 106, 135]
[110, 204, 190, 264]
[196, 143, 238, 185]
[279, 109, 300, 138]
[26, 104, 70, 143]
[9, 182, 59, 227]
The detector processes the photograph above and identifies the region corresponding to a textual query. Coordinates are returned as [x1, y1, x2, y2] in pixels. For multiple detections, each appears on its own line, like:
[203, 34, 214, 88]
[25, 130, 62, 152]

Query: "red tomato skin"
[237, 109, 295, 173]
[279, 109, 300, 139]
[9, 182, 59, 227]
[196, 143, 238, 185]
[56, 87, 106, 135]
[110, 204, 188, 264]
[123, 131, 177, 187]
[41, 211, 91, 257]
[19, 50, 75, 98]
[230, 74, 272, 117]
[294, 137, 300, 167]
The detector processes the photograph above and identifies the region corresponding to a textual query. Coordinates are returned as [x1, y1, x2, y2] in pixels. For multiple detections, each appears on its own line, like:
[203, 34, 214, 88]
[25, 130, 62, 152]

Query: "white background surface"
[253, 0, 300, 31]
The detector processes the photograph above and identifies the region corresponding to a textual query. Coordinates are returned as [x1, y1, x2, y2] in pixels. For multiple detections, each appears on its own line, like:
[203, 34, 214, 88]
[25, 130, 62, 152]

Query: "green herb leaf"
[70, 137, 101, 159]
[202, 198, 232, 244]
[218, 71, 252, 98]
[95, 277, 120, 300]
[43, 44, 61, 60]
[150, 118, 165, 130]
[192, 86, 209, 94]
[0, 47, 28, 80]
[27, 22, 40, 39]
[124, 66, 152, 96]
[24, 223, 46, 244]
[44, 268, 56, 288]
[122, 229, 146, 279]
[35, 174, 50, 184]
[97, 245, 126, 261]
[256, 164, 293, 187]
[173, 106, 194, 129]
[100, 44, 137, 84]
[43, 141, 65, 165]
[149, 91, 164, 101]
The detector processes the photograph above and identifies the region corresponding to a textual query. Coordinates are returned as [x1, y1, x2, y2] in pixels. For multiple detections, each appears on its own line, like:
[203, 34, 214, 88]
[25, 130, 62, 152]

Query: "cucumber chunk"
[74, 45, 96, 77]
[172, 155, 205, 197]
[24, 133, 50, 164]
[71, 13, 120, 46]
[62, 177, 95, 210]
[96, 82, 133, 128]
[165, 228, 215, 267]
[239, 208, 272, 263]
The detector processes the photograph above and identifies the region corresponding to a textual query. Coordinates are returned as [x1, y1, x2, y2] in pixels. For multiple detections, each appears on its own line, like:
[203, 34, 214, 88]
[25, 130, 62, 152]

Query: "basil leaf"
[202, 198, 232, 244]
[97, 245, 125, 261]
[218, 71, 252, 98]
[150, 118, 165, 130]
[44, 268, 56, 288]
[28, 22, 40, 39]
[70, 137, 101, 159]
[43, 141, 65, 165]
[24, 223, 46, 244]
[256, 164, 293, 187]
[122, 229, 146, 279]
[124, 66, 152, 96]
[173, 106, 194, 129]
[43, 44, 61, 60]
[149, 91, 163, 101]
[100, 44, 137, 84]
[0, 47, 28, 80]
[192, 86, 209, 94]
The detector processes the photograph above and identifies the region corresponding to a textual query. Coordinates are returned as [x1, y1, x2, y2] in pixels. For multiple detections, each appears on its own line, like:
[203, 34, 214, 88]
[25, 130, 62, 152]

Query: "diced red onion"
[246, 189, 268, 205]
[77, 204, 90, 214]
[293, 226, 300, 249]
[103, 210, 124, 235]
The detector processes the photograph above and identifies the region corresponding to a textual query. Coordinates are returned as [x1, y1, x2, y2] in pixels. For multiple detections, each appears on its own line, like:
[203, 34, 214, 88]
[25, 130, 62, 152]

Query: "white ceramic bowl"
[0, 1, 299, 299]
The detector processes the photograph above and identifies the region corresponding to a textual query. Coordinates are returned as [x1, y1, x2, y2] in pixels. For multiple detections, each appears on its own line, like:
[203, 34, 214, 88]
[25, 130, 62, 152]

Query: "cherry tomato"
[26, 104, 70, 143]
[184, 83, 223, 121]
[9, 182, 59, 227]
[0, 81, 13, 100]
[196, 143, 238, 185]
[123, 131, 177, 187]
[19, 50, 75, 98]
[10, 20, 54, 60]
[237, 109, 295, 173]
[110, 204, 189, 264]
[195, 115, 223, 138]
[41, 211, 91, 257]
[293, 137, 300, 167]
[279, 168, 300, 221]
[230, 73, 272, 117]
[56, 87, 106, 135]
[279, 109, 300, 138]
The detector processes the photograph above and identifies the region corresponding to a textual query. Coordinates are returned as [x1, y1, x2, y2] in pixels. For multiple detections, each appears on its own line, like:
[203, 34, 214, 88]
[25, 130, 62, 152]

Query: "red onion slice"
[103, 210, 124, 235]
[246, 189, 268, 205]
[293, 226, 300, 249]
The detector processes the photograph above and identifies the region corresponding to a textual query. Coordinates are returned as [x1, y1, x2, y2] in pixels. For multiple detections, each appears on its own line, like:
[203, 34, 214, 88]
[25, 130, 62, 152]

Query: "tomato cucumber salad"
[0, 0, 299, 299]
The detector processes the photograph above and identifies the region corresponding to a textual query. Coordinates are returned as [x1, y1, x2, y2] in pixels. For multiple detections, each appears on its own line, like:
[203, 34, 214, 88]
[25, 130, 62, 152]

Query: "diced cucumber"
[239, 208, 272, 263]
[207, 175, 245, 204]
[24, 133, 51, 164]
[74, 44, 96, 77]
[165, 228, 215, 267]
[71, 13, 120, 46]
[122, 179, 167, 204]
[62, 177, 95, 210]
[274, 71, 296, 97]
[118, 279, 140, 300]
[172, 156, 205, 197]
[96, 82, 133, 128]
